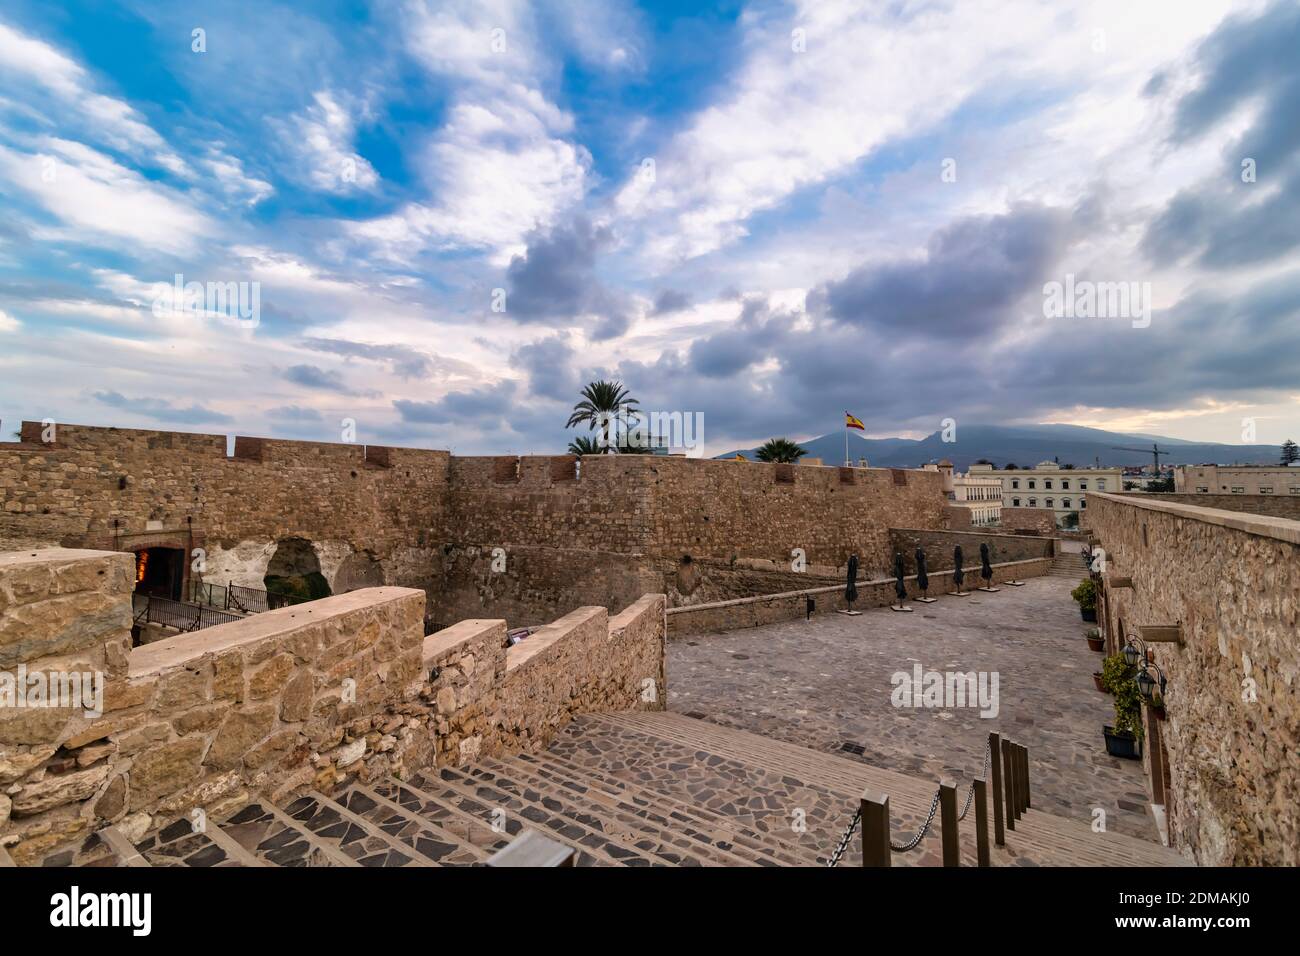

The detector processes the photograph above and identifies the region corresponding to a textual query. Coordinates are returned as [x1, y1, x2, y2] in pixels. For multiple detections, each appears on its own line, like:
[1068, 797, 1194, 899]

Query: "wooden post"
[1020, 744, 1031, 810]
[989, 732, 1005, 846]
[861, 791, 891, 867]
[939, 780, 959, 867]
[974, 777, 990, 867]
[1002, 740, 1016, 829]
[1013, 743, 1026, 815]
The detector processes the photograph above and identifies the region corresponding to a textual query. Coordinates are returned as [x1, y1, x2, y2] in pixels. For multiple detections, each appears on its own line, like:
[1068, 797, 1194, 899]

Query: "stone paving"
[667, 574, 1161, 841]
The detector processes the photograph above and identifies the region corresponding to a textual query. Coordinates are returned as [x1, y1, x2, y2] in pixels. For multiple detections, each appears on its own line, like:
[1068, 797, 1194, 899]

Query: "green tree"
[565, 380, 639, 453]
[755, 437, 808, 463]
[1282, 439, 1299, 465]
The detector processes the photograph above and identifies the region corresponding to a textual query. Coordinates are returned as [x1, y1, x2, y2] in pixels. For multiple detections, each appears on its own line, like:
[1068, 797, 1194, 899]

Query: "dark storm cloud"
[92, 391, 233, 425]
[503, 216, 633, 340]
[393, 381, 518, 424]
[266, 405, 323, 422]
[511, 334, 578, 402]
[807, 203, 1073, 337]
[298, 337, 449, 380]
[651, 289, 692, 314]
[1144, 1, 1300, 270]
[282, 364, 378, 397]
[688, 297, 789, 378]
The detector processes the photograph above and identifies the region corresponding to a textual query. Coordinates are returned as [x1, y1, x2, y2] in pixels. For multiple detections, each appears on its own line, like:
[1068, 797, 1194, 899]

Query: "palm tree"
[566, 380, 639, 453]
[755, 437, 808, 463]
[566, 435, 603, 456]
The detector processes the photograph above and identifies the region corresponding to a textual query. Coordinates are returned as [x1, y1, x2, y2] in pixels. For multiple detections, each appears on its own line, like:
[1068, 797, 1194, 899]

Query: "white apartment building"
[1174, 464, 1300, 495]
[969, 461, 1124, 527]
[924, 461, 1003, 526]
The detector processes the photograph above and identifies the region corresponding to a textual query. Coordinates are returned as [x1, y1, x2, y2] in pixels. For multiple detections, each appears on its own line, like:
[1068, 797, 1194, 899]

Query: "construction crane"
[1111, 443, 1170, 472]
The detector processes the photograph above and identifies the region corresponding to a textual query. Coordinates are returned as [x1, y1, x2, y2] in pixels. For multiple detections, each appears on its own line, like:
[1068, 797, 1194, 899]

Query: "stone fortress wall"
[0, 547, 665, 864]
[1088, 492, 1300, 866]
[1, 422, 957, 628]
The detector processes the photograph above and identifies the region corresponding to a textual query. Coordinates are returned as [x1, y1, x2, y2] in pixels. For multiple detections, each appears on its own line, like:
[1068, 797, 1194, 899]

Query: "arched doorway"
[264, 537, 332, 602]
[133, 547, 184, 600]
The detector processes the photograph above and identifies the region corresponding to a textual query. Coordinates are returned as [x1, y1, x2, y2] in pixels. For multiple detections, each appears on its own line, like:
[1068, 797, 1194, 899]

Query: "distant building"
[1174, 464, 1300, 495]
[969, 461, 1123, 527]
[924, 460, 1002, 526]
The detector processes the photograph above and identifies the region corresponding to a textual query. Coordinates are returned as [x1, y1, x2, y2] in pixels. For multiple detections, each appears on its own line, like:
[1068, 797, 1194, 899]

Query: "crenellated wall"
[1088, 493, 1300, 866]
[1, 422, 957, 627]
[0, 548, 666, 864]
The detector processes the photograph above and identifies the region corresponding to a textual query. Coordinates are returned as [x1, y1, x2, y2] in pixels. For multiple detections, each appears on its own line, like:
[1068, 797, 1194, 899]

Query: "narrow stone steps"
[132, 816, 244, 867]
[512, 750, 815, 867]
[330, 784, 486, 866]
[221, 800, 358, 867]
[281, 791, 425, 867]
[550, 714, 891, 864]
[370, 776, 514, 859]
[472, 754, 749, 866]
[605, 712, 1182, 867]
[422, 765, 666, 866]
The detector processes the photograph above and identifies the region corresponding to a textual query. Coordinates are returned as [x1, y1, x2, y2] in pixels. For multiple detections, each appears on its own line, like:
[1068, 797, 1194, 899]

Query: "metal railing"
[828, 731, 1030, 868]
[188, 580, 305, 615]
[133, 593, 243, 633]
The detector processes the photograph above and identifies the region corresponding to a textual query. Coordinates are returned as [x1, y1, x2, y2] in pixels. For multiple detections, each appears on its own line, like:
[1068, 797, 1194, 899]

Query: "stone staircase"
[1047, 549, 1090, 579]
[32, 712, 1184, 868]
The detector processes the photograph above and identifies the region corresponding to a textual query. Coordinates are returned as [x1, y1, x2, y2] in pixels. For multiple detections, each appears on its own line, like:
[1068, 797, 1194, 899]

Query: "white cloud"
[349, 1, 589, 262]
[280, 91, 378, 193]
[615, 0, 1236, 264]
[0, 139, 212, 254]
[0, 308, 19, 332]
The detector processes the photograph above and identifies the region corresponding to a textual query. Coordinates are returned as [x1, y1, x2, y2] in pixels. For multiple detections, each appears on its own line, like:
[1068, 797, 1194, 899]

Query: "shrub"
[1070, 577, 1097, 611]
[1100, 653, 1143, 741]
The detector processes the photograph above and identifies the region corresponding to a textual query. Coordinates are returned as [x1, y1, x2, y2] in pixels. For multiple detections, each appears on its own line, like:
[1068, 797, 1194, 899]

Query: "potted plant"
[1092, 671, 1108, 693]
[1071, 578, 1098, 622]
[1100, 653, 1143, 759]
[1085, 626, 1105, 652]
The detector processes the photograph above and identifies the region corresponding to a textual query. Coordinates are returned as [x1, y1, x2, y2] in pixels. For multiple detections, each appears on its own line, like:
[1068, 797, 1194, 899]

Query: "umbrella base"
[836, 609, 863, 616]
[949, 590, 970, 597]
[889, 604, 913, 612]
[914, 596, 937, 603]
[977, 586, 1001, 593]
[1003, 580, 1025, 586]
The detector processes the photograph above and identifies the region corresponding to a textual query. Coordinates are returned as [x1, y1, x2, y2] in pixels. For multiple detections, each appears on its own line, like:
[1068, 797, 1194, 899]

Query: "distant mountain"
[717, 424, 1286, 470]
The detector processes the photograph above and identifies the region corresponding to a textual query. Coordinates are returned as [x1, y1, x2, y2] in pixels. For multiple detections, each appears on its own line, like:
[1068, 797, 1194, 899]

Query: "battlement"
[8, 420, 450, 470]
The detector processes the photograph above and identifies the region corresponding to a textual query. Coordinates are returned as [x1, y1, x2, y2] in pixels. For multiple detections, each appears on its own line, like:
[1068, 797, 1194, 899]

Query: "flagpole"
[844, 414, 849, 467]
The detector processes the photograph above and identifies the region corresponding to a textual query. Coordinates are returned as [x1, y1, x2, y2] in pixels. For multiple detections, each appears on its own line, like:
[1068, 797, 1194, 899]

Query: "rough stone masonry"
[0, 421, 954, 627]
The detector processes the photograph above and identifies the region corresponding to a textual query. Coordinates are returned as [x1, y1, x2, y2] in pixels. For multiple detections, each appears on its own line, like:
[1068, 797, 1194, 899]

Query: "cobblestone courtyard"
[667, 575, 1160, 841]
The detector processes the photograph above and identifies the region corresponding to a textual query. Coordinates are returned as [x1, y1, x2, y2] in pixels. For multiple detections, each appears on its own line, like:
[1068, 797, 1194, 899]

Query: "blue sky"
[0, 0, 1297, 455]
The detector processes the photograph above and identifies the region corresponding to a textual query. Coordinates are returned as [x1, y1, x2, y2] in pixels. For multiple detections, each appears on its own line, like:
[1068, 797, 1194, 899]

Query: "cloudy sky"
[0, 0, 1297, 455]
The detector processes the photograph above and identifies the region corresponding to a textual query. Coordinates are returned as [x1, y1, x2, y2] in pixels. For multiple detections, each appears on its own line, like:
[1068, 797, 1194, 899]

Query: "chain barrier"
[825, 806, 861, 867]
[957, 739, 992, 822]
[890, 786, 942, 852]
[827, 737, 993, 865]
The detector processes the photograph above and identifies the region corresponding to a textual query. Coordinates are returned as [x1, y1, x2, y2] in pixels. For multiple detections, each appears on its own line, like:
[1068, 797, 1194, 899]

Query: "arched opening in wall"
[335, 551, 385, 593]
[133, 547, 184, 600]
[264, 537, 332, 602]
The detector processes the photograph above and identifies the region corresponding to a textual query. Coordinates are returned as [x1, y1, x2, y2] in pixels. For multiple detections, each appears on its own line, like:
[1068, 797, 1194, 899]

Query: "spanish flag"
[845, 412, 866, 431]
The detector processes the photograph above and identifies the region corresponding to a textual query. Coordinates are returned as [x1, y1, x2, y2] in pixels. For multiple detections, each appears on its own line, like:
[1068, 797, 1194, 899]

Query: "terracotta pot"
[1092, 673, 1107, 693]
[1086, 635, 1106, 652]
